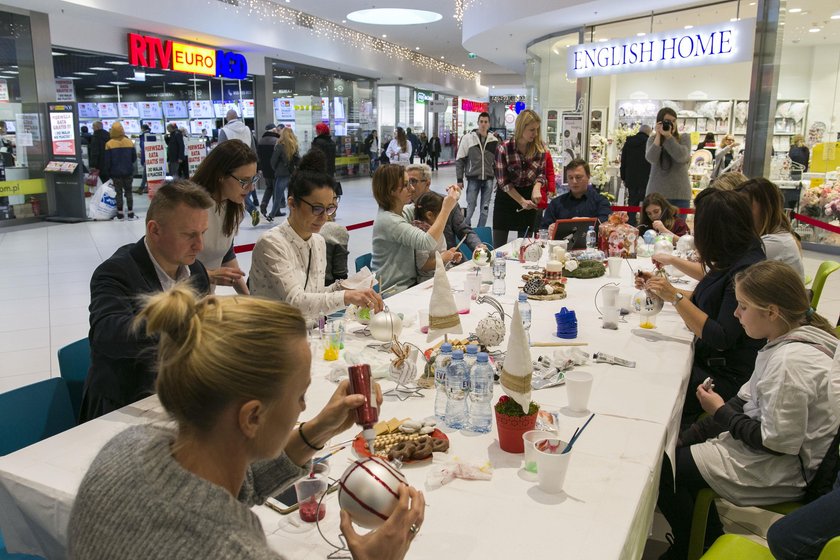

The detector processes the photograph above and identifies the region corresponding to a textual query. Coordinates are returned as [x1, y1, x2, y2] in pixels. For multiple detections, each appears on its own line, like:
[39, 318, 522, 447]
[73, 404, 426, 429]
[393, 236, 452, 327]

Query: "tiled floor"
[1, 164, 838, 556]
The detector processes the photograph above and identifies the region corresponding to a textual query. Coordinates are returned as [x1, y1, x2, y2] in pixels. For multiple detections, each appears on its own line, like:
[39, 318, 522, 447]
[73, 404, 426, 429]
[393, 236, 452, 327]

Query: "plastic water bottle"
[517, 292, 532, 344]
[586, 225, 597, 249]
[492, 251, 506, 296]
[468, 352, 494, 433]
[434, 343, 452, 422]
[464, 344, 479, 372]
[445, 350, 469, 429]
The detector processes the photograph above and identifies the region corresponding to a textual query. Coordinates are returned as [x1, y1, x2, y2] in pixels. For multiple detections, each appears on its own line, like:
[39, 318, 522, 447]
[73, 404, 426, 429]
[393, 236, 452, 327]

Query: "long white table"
[0, 253, 695, 560]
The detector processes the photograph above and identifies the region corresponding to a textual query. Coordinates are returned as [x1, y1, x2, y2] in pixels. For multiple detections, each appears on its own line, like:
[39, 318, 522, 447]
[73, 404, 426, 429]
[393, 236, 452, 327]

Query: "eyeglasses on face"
[407, 177, 428, 186]
[229, 174, 260, 189]
[297, 197, 338, 216]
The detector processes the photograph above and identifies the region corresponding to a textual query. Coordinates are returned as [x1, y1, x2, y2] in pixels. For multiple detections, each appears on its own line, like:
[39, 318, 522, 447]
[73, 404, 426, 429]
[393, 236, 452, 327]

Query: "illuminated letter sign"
[566, 18, 754, 78]
[127, 33, 248, 79]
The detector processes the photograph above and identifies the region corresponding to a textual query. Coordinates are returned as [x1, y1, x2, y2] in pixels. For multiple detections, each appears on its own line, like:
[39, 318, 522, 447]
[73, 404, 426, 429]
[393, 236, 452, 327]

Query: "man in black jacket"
[88, 121, 111, 182]
[311, 122, 339, 194]
[257, 124, 280, 221]
[165, 123, 185, 179]
[80, 181, 213, 422]
[619, 125, 652, 225]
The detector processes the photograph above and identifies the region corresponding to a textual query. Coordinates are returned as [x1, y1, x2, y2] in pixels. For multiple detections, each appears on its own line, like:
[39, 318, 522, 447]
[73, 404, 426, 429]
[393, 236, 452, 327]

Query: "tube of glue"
[347, 364, 379, 452]
[593, 352, 636, 368]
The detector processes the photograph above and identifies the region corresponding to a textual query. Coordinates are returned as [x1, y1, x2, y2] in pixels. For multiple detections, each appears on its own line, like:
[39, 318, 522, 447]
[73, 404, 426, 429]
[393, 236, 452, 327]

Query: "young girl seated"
[640, 192, 689, 239]
[656, 260, 839, 559]
[412, 191, 462, 283]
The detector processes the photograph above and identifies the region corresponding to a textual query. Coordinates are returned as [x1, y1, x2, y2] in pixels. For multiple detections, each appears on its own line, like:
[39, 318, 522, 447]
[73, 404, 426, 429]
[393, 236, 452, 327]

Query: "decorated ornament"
[476, 315, 505, 347]
[370, 309, 403, 342]
[471, 246, 494, 267]
[426, 253, 463, 342]
[631, 290, 665, 317]
[522, 241, 543, 262]
[653, 235, 674, 256]
[676, 234, 695, 254]
[523, 277, 545, 295]
[338, 457, 408, 529]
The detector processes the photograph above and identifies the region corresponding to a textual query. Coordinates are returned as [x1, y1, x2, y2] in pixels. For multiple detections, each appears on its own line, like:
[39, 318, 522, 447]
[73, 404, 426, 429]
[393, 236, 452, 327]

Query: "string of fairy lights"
[212, 0, 478, 80]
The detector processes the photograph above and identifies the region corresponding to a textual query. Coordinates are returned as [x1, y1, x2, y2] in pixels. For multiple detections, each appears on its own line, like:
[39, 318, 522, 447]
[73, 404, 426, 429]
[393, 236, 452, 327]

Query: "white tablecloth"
[0, 253, 695, 560]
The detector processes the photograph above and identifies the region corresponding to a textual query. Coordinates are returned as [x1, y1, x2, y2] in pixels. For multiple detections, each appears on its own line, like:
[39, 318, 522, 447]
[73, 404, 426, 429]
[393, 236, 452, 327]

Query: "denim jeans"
[767, 472, 840, 560]
[670, 198, 691, 209]
[271, 176, 290, 217]
[466, 178, 493, 227]
[245, 188, 259, 214]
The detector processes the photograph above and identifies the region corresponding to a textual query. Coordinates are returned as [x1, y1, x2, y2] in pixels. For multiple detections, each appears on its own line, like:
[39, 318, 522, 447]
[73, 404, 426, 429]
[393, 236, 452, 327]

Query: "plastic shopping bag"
[89, 179, 118, 220]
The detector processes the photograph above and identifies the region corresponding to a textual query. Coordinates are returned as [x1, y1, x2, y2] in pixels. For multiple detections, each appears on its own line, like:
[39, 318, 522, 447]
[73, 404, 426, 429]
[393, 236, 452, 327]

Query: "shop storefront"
[377, 85, 457, 165]
[271, 61, 376, 178]
[457, 97, 490, 136]
[526, 1, 840, 249]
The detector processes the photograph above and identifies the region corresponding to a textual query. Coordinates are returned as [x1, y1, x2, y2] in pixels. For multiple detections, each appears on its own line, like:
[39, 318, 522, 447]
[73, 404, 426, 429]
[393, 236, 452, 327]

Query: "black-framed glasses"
[407, 177, 427, 186]
[298, 197, 338, 216]
[229, 174, 260, 189]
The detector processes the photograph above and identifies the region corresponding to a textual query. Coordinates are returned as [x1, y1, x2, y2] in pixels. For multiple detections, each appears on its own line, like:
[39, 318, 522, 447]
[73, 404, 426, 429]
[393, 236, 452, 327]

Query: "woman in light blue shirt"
[370, 164, 459, 295]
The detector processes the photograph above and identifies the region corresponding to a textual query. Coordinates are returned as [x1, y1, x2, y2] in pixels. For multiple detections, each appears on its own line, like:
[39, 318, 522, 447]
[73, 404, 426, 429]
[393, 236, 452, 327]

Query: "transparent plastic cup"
[294, 475, 328, 523]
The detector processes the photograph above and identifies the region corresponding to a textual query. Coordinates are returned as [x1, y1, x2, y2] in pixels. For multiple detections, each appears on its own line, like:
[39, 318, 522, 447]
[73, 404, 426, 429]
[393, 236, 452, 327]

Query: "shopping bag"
[84, 169, 101, 187]
[89, 179, 118, 220]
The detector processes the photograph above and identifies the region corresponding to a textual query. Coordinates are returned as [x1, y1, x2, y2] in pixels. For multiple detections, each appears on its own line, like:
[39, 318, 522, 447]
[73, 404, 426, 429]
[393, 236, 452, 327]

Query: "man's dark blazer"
[80, 237, 210, 421]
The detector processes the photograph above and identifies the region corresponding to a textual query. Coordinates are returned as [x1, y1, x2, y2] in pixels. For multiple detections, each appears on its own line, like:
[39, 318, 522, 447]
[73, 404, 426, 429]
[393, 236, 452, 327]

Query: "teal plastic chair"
[57, 338, 90, 422]
[688, 488, 802, 560]
[355, 253, 372, 273]
[459, 226, 494, 260]
[700, 535, 774, 559]
[811, 261, 840, 311]
[0, 378, 76, 456]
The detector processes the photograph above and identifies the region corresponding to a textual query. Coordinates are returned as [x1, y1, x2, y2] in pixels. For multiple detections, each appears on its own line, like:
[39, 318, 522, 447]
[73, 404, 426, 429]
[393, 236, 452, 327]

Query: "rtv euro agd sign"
[567, 18, 755, 78]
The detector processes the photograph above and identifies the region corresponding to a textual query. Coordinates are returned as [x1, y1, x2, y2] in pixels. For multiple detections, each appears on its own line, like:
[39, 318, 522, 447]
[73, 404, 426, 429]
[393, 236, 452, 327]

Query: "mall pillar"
[254, 58, 273, 131]
[743, 0, 782, 178]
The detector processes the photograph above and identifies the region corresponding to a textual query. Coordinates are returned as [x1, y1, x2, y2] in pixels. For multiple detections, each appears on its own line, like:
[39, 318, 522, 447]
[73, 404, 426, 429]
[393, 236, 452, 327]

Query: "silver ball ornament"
[369, 310, 403, 342]
[338, 457, 408, 529]
[476, 315, 505, 346]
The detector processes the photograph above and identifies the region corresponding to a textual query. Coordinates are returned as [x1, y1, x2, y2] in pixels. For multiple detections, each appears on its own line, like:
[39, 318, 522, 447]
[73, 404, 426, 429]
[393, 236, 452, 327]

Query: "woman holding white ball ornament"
[68, 284, 424, 560]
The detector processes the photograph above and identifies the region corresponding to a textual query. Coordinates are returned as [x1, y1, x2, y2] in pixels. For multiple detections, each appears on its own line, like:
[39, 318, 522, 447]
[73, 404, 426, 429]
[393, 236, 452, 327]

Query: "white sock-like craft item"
[500, 304, 534, 412]
[426, 252, 463, 343]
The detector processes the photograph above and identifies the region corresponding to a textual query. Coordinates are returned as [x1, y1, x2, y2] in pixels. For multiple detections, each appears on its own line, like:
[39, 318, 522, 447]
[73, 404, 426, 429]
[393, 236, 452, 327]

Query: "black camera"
[661, 120, 672, 132]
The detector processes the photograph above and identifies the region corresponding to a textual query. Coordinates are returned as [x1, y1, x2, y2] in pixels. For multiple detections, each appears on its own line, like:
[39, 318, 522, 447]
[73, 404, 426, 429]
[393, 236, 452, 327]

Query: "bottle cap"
[477, 352, 489, 362]
[519, 292, 527, 301]
[451, 349, 464, 359]
[441, 342, 452, 352]
[495, 250, 504, 257]
[466, 344, 478, 354]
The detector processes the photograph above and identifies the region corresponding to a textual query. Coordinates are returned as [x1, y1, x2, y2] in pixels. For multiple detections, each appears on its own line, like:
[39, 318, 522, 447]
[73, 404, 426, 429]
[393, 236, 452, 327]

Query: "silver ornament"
[369, 309, 403, 342]
[476, 315, 505, 346]
[338, 457, 408, 529]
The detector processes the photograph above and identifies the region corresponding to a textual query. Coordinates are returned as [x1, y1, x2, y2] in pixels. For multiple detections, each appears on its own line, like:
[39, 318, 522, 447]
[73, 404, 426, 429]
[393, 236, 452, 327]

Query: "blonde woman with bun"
[69, 285, 424, 560]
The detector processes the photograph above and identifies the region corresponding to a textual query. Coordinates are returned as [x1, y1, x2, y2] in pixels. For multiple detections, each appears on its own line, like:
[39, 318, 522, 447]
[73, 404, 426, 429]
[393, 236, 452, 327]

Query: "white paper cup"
[522, 430, 556, 474]
[535, 438, 572, 494]
[601, 285, 619, 308]
[607, 257, 622, 278]
[565, 371, 593, 413]
[602, 306, 620, 329]
[616, 293, 632, 314]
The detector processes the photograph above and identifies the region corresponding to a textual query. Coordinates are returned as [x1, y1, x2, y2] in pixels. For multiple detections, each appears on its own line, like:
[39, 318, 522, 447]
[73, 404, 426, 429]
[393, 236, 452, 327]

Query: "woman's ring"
[409, 523, 419, 534]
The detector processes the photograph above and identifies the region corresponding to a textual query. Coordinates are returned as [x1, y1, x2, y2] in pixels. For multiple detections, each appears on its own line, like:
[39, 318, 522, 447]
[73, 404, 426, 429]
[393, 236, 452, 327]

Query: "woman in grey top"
[645, 107, 693, 208]
[68, 285, 424, 560]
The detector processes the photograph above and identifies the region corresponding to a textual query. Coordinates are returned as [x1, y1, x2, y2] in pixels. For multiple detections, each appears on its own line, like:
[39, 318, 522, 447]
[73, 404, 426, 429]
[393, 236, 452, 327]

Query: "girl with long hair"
[386, 127, 411, 165]
[269, 127, 301, 218]
[640, 192, 689, 239]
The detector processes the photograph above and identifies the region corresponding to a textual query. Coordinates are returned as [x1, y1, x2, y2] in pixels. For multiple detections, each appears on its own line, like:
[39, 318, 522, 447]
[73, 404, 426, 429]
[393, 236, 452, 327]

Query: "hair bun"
[299, 149, 327, 174]
[136, 284, 200, 344]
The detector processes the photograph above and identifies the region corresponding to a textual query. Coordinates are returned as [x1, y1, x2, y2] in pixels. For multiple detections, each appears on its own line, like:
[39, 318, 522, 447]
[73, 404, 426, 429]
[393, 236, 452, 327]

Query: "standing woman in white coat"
[656, 260, 840, 559]
[386, 127, 411, 166]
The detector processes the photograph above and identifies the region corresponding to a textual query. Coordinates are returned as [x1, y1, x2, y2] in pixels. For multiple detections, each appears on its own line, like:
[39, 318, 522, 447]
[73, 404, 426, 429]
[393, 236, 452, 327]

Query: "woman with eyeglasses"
[249, 151, 383, 323]
[371, 164, 460, 295]
[645, 107, 693, 209]
[192, 139, 256, 294]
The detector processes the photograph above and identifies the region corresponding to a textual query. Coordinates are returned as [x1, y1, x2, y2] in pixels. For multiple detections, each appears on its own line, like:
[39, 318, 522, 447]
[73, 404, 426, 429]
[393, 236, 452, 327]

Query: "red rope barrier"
[610, 205, 695, 215]
[233, 219, 375, 254]
[791, 213, 840, 235]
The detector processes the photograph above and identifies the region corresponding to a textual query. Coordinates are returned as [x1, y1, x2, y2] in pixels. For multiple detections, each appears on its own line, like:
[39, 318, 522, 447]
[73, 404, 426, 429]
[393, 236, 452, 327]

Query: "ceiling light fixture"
[808, 27, 820, 32]
[788, 8, 801, 13]
[636, 32, 646, 37]
[51, 51, 65, 56]
[831, 14, 840, 19]
[89, 67, 111, 71]
[684, 25, 694, 29]
[346, 8, 442, 25]
[105, 60, 130, 65]
[74, 71, 96, 76]
[110, 81, 129, 85]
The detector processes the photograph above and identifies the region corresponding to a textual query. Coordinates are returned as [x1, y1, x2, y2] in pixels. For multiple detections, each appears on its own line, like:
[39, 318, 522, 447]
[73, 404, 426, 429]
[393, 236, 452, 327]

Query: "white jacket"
[218, 120, 255, 151]
[386, 139, 410, 165]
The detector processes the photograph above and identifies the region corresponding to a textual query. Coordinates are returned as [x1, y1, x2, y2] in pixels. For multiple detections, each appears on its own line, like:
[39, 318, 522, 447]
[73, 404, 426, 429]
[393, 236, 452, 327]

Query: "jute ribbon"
[500, 368, 533, 394]
[429, 312, 459, 329]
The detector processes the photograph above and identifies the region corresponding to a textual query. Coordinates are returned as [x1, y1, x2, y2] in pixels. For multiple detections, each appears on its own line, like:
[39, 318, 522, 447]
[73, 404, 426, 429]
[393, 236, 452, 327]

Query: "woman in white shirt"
[657, 260, 839, 559]
[192, 139, 254, 294]
[737, 177, 804, 280]
[386, 127, 411, 166]
[249, 151, 383, 324]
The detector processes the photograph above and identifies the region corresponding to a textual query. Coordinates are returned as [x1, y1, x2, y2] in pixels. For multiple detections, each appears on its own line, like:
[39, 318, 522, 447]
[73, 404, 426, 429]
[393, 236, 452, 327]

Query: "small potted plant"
[494, 395, 539, 453]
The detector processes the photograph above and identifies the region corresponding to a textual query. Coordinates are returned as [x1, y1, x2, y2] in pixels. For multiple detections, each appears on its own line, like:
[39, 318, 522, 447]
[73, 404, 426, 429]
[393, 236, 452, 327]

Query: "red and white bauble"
[338, 457, 407, 529]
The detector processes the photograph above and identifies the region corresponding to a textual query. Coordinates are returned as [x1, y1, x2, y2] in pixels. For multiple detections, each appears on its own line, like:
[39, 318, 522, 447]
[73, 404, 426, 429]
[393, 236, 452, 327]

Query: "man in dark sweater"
[619, 125, 652, 225]
[257, 124, 280, 221]
[540, 159, 612, 228]
[88, 121, 111, 182]
[80, 181, 213, 422]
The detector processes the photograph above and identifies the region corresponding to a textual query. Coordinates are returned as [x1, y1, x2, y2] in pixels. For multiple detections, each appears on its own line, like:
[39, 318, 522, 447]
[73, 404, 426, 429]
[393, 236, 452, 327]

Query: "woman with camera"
[645, 107, 693, 209]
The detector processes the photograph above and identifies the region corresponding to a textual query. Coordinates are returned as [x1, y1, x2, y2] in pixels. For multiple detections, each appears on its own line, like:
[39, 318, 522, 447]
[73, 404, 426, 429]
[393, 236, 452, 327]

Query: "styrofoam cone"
[501, 304, 533, 412]
[426, 252, 462, 343]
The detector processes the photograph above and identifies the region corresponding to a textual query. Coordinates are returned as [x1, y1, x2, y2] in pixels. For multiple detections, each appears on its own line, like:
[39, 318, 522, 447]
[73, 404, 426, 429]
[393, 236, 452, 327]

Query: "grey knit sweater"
[644, 133, 693, 201]
[68, 424, 308, 559]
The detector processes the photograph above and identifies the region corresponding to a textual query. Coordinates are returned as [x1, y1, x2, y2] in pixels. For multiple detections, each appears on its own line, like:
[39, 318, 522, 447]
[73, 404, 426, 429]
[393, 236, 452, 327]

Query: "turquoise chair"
[811, 261, 840, 311]
[0, 378, 76, 456]
[688, 488, 802, 560]
[355, 253, 372, 273]
[702, 535, 840, 560]
[459, 226, 494, 260]
[57, 338, 90, 422]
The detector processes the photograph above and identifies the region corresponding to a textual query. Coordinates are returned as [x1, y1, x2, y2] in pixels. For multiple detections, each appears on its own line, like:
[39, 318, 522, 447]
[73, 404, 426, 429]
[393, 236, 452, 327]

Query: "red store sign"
[461, 99, 489, 113]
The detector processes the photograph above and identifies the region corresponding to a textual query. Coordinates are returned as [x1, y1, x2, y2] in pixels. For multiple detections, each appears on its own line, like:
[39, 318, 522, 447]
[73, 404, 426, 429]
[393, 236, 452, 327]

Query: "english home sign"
[567, 19, 755, 78]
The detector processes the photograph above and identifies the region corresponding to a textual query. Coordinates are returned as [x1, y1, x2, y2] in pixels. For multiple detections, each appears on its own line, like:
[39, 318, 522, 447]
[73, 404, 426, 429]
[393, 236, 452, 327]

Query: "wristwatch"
[672, 293, 684, 305]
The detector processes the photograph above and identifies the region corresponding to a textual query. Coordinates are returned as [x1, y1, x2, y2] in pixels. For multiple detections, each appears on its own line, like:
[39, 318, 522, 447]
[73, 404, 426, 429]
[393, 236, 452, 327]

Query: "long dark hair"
[735, 177, 792, 237]
[693, 188, 761, 271]
[289, 150, 335, 200]
[656, 107, 679, 171]
[640, 192, 679, 231]
[191, 139, 257, 237]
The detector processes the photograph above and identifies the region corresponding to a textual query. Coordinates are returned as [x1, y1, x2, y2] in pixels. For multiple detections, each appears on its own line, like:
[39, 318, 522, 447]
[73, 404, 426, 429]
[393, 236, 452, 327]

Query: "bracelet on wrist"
[298, 422, 324, 451]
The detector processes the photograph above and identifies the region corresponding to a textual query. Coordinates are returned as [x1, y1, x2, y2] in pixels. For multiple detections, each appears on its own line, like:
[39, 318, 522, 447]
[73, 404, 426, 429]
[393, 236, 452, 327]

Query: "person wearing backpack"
[766, 345, 840, 560]
[656, 260, 839, 560]
[270, 127, 300, 218]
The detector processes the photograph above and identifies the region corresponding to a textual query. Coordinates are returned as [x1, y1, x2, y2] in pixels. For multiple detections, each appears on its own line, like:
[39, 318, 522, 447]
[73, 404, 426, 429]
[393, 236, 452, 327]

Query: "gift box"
[598, 212, 638, 258]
